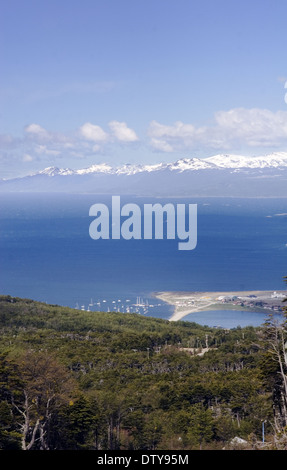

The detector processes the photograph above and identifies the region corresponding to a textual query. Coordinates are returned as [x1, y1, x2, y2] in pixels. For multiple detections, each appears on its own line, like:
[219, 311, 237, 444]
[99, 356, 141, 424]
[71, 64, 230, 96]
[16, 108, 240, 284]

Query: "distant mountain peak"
[168, 157, 215, 171]
[2, 151, 287, 197]
[75, 163, 113, 175]
[204, 152, 287, 168]
[31, 152, 287, 179]
[36, 166, 75, 176]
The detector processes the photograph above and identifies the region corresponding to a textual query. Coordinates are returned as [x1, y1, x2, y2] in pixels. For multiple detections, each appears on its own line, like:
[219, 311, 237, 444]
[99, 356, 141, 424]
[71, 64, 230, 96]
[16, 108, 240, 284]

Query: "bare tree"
[263, 279, 287, 445]
[12, 351, 75, 450]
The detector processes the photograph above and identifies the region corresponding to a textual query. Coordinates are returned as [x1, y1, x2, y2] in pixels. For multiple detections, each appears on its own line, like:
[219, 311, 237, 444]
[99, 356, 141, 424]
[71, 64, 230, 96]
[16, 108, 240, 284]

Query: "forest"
[0, 283, 287, 451]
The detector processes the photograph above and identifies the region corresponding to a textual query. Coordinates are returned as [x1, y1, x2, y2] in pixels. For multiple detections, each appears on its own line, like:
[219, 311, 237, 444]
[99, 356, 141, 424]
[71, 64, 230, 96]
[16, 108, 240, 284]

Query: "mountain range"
[2, 152, 287, 197]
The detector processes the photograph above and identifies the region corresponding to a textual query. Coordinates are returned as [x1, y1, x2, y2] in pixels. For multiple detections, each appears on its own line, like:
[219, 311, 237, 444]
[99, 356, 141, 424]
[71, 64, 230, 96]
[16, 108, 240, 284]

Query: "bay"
[0, 193, 286, 328]
[181, 309, 284, 329]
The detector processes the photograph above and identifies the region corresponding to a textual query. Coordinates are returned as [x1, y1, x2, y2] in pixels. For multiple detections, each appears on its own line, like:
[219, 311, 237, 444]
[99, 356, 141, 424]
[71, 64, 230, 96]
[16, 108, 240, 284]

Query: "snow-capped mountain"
[75, 163, 114, 175]
[2, 152, 287, 197]
[30, 152, 287, 178]
[36, 166, 76, 176]
[204, 152, 287, 169]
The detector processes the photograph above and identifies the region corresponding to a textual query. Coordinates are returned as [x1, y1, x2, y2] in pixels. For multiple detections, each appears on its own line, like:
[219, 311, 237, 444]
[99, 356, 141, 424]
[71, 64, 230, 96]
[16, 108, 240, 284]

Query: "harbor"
[75, 295, 164, 316]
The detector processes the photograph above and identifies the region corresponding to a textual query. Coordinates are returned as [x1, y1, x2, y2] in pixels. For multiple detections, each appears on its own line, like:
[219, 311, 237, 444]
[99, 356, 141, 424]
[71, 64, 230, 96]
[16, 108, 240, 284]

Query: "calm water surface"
[0, 193, 286, 328]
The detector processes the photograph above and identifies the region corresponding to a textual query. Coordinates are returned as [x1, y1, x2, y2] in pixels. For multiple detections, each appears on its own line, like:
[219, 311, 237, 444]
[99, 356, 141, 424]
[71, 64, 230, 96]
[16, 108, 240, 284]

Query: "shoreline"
[153, 290, 286, 322]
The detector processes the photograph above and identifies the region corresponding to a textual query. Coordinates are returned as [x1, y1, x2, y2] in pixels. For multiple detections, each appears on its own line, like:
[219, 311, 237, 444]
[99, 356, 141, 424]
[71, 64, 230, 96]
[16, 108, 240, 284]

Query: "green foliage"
[0, 292, 286, 450]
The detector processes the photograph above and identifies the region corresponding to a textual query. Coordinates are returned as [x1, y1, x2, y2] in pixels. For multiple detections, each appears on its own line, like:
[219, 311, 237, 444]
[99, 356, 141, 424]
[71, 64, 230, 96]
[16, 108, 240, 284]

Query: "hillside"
[0, 294, 286, 450]
[2, 153, 287, 197]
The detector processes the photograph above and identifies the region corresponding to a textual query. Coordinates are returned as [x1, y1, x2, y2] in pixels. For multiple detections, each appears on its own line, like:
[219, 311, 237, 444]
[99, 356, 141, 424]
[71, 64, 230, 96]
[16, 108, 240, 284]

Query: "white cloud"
[148, 121, 197, 152]
[0, 134, 13, 146]
[24, 124, 70, 147]
[213, 108, 287, 147]
[25, 123, 50, 140]
[148, 108, 287, 152]
[108, 121, 138, 142]
[23, 153, 33, 162]
[150, 138, 174, 152]
[35, 145, 61, 156]
[92, 144, 101, 153]
[79, 122, 108, 142]
[5, 108, 287, 173]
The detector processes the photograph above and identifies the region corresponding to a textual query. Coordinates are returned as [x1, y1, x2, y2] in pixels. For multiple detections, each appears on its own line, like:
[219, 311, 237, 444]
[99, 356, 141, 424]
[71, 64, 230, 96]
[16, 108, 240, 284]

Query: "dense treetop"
[0, 293, 286, 450]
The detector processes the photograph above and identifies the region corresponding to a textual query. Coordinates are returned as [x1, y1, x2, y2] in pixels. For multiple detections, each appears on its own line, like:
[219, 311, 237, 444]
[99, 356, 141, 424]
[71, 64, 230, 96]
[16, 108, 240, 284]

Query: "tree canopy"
[0, 288, 286, 450]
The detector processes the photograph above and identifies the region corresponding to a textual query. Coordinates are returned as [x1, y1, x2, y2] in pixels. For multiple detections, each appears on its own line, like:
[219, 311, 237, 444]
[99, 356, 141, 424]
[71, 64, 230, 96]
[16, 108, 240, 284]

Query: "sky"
[1, 0, 287, 178]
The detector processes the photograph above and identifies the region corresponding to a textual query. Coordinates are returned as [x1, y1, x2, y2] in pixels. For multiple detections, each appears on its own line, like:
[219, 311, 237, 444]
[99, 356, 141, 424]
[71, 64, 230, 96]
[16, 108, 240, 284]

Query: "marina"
[75, 295, 162, 316]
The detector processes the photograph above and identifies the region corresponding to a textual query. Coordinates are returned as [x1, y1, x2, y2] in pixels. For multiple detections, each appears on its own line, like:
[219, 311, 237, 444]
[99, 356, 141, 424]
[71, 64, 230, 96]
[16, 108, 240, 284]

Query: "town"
[155, 290, 286, 322]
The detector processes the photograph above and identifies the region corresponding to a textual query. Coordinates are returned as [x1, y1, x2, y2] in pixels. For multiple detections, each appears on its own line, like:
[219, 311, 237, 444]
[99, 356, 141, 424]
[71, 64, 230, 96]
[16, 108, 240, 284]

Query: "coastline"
[154, 290, 286, 322]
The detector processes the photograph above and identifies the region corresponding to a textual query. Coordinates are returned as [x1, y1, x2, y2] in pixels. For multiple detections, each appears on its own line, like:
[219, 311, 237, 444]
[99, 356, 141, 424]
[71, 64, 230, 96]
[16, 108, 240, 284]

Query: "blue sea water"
[0, 193, 286, 328]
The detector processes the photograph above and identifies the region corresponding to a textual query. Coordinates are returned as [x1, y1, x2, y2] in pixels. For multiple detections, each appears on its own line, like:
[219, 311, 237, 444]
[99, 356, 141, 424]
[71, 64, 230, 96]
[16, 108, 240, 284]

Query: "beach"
[154, 290, 286, 322]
